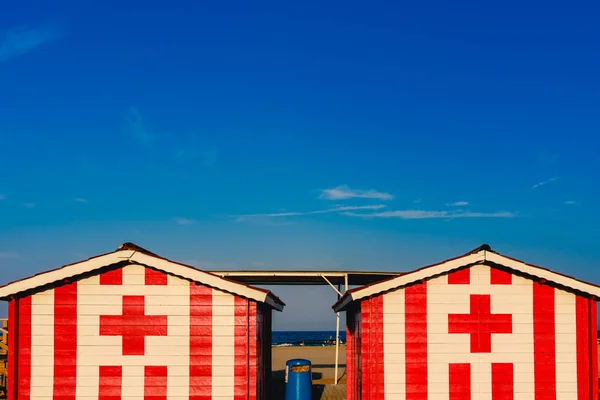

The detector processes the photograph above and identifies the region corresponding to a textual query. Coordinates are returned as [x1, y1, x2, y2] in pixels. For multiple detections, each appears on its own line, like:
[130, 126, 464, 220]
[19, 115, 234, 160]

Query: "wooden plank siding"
[348, 264, 596, 400]
[9, 264, 266, 400]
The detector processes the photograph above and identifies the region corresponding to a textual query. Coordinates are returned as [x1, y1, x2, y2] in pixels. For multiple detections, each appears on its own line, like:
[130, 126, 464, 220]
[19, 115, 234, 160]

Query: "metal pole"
[334, 283, 341, 384]
[320, 275, 343, 296]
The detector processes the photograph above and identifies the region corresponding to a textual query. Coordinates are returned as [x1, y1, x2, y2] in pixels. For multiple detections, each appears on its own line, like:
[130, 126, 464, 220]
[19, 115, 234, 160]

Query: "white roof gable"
[333, 245, 600, 312]
[0, 243, 284, 311]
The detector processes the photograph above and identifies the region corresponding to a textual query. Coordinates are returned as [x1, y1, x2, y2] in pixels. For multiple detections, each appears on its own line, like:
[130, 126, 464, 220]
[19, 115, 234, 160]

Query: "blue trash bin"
[285, 358, 312, 400]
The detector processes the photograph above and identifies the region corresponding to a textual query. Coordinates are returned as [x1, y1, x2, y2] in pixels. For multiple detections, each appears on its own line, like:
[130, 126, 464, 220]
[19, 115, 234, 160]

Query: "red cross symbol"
[100, 295, 168, 355]
[448, 294, 512, 353]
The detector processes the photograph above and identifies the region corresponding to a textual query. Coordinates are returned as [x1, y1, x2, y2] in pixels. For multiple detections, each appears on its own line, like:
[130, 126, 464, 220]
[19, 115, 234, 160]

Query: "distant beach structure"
[335, 245, 599, 400]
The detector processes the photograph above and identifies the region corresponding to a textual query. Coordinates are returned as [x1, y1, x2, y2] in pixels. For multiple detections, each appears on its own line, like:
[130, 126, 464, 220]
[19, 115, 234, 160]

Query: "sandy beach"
[271, 345, 347, 399]
[272, 345, 347, 384]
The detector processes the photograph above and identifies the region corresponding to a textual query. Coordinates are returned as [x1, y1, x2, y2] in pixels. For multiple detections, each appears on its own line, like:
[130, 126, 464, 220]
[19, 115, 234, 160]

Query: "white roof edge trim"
[333, 250, 600, 312]
[0, 251, 133, 298]
[0, 250, 283, 309]
[214, 271, 350, 277]
[129, 252, 276, 306]
[484, 252, 600, 297]
[334, 252, 485, 311]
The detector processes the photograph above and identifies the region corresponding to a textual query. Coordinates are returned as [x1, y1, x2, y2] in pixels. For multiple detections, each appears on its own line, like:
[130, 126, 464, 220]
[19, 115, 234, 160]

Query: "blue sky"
[0, 0, 599, 330]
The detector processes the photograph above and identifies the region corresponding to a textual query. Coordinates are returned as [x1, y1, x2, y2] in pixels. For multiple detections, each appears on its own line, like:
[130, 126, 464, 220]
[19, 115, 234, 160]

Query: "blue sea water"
[272, 331, 347, 347]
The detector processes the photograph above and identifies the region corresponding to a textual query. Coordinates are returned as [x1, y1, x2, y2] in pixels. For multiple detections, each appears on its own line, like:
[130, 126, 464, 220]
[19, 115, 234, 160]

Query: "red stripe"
[490, 268, 512, 285]
[533, 282, 555, 400]
[255, 306, 265, 400]
[449, 363, 470, 400]
[492, 363, 513, 400]
[145, 268, 168, 285]
[249, 302, 257, 400]
[361, 299, 371, 400]
[234, 297, 249, 400]
[448, 268, 470, 284]
[576, 296, 591, 400]
[346, 314, 354, 400]
[100, 268, 122, 285]
[99, 366, 122, 400]
[18, 296, 32, 400]
[371, 296, 385, 397]
[54, 283, 78, 400]
[145, 366, 167, 400]
[8, 300, 16, 400]
[189, 283, 212, 400]
[405, 282, 428, 400]
[589, 300, 598, 400]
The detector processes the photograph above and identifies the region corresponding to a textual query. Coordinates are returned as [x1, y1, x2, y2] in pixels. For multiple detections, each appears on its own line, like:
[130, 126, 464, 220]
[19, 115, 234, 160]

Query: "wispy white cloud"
[21, 202, 36, 208]
[174, 217, 195, 225]
[532, 177, 558, 189]
[564, 200, 577, 205]
[0, 251, 19, 259]
[319, 185, 394, 201]
[343, 209, 515, 219]
[236, 204, 385, 221]
[447, 201, 469, 207]
[73, 197, 87, 203]
[0, 25, 62, 63]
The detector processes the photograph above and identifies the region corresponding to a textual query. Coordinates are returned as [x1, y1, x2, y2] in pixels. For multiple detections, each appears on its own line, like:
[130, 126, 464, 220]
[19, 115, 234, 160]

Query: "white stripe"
[30, 289, 54, 398]
[152, 274, 190, 400]
[123, 264, 145, 285]
[554, 290, 577, 399]
[212, 290, 235, 399]
[77, 275, 101, 398]
[383, 288, 405, 399]
[471, 266, 492, 400]
[427, 272, 455, 399]
[121, 365, 144, 398]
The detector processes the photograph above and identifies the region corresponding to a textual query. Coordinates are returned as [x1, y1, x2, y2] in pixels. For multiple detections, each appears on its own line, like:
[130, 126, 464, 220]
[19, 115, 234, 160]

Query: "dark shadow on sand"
[310, 364, 346, 368]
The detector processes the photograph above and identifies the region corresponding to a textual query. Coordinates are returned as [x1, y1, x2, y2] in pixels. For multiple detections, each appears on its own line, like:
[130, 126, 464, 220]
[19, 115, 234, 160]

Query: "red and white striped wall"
[347, 264, 599, 400]
[9, 264, 263, 400]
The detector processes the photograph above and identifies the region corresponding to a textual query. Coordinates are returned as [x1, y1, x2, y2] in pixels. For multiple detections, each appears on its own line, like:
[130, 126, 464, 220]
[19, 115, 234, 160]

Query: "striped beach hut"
[0, 242, 284, 400]
[334, 245, 599, 400]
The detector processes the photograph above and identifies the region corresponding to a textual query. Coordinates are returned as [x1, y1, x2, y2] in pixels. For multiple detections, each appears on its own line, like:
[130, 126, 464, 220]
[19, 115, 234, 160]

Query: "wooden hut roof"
[0, 242, 285, 311]
[333, 244, 600, 312]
